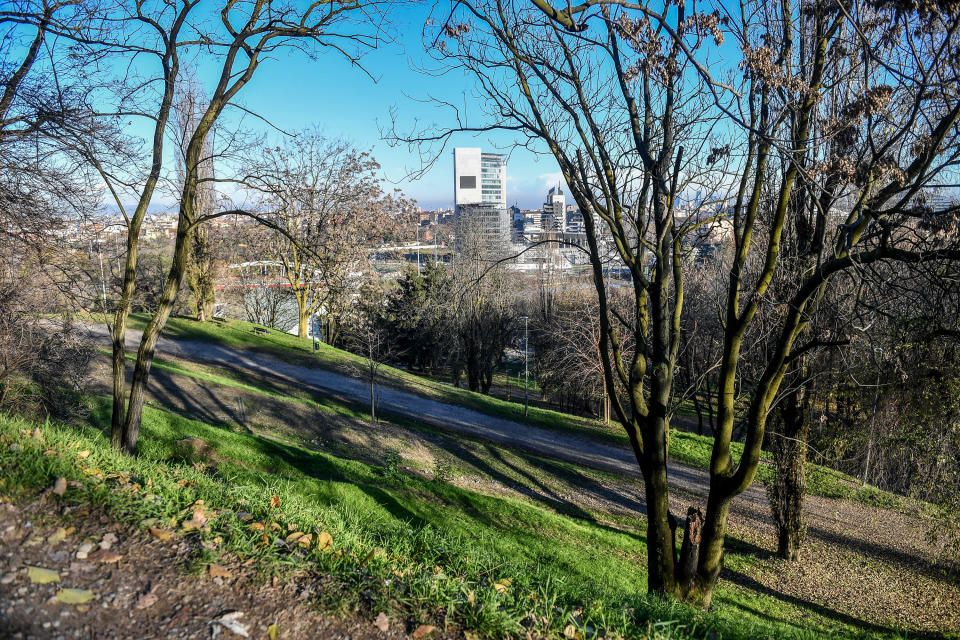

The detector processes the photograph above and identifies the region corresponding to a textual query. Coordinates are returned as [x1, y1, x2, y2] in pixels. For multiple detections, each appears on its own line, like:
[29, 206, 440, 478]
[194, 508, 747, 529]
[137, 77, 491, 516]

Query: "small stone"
[0, 572, 15, 585]
[76, 543, 95, 560]
[99, 533, 117, 550]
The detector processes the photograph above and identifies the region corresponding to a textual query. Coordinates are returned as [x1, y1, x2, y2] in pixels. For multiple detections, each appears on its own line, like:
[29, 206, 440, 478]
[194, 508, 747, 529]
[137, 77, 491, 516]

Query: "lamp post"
[520, 315, 529, 417]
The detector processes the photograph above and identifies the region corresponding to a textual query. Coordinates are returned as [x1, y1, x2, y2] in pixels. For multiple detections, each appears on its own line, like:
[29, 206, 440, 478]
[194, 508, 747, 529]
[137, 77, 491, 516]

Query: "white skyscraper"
[453, 148, 510, 252]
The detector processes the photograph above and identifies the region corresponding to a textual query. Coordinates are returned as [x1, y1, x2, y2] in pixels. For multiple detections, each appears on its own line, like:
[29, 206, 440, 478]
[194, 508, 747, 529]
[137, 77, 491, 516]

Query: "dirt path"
[82, 324, 767, 512]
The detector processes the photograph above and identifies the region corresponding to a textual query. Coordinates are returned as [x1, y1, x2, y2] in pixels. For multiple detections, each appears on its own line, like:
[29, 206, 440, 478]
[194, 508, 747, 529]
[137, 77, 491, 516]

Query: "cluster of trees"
[4, 0, 960, 614]
[377, 225, 519, 394]
[405, 0, 960, 607]
[0, 0, 401, 454]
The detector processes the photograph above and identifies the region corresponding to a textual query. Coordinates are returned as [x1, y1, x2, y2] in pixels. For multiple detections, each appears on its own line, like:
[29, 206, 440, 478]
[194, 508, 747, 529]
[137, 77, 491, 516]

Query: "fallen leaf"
[493, 578, 511, 594]
[181, 518, 205, 532]
[467, 590, 476, 606]
[375, 612, 390, 633]
[27, 566, 60, 584]
[464, 632, 479, 640]
[52, 477, 67, 496]
[412, 624, 436, 639]
[208, 564, 232, 579]
[56, 588, 95, 604]
[270, 494, 280, 509]
[359, 548, 378, 567]
[212, 610, 249, 638]
[100, 532, 118, 549]
[248, 522, 265, 532]
[77, 450, 90, 459]
[267, 623, 281, 640]
[296, 534, 312, 548]
[47, 527, 69, 545]
[563, 625, 577, 639]
[149, 527, 173, 541]
[317, 531, 333, 552]
[134, 584, 160, 609]
[87, 549, 122, 563]
[284, 532, 305, 544]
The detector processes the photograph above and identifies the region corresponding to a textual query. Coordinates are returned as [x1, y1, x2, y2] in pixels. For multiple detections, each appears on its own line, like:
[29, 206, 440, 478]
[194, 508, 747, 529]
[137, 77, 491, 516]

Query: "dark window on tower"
[460, 175, 477, 189]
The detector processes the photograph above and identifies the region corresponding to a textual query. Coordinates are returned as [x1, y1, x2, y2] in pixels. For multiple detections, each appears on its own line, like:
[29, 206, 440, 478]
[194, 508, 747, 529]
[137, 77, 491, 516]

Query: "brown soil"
[0, 499, 396, 640]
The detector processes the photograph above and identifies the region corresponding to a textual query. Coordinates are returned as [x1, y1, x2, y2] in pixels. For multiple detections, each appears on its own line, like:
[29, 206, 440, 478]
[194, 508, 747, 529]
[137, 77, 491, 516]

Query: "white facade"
[454, 148, 510, 253]
[454, 148, 506, 208]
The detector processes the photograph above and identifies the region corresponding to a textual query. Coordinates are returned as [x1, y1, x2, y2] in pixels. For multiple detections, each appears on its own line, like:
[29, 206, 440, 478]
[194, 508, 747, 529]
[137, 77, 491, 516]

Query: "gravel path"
[82, 324, 767, 510]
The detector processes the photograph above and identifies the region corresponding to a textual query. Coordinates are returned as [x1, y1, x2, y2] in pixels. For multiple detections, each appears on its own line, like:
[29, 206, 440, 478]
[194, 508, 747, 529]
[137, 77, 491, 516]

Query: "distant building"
[566, 205, 584, 233]
[453, 148, 510, 253]
[542, 185, 567, 233]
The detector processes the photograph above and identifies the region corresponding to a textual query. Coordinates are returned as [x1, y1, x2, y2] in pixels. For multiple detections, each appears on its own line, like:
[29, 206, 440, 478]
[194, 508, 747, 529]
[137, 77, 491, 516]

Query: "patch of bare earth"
[0, 500, 398, 640]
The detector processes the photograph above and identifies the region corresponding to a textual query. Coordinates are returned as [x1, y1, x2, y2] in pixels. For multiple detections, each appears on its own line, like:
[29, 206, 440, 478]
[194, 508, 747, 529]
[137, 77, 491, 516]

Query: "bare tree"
[172, 72, 223, 323]
[404, 0, 960, 606]
[243, 131, 399, 340]
[343, 281, 398, 422]
[449, 214, 517, 394]
[56, 0, 400, 454]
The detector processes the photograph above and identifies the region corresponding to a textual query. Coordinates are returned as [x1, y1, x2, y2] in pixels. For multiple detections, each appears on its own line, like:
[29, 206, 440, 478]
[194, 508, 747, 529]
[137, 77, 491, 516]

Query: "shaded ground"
[84, 348, 960, 637]
[0, 500, 395, 640]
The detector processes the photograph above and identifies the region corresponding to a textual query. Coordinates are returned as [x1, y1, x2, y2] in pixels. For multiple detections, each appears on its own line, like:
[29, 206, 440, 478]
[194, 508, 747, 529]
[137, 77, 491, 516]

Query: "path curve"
[83, 324, 767, 508]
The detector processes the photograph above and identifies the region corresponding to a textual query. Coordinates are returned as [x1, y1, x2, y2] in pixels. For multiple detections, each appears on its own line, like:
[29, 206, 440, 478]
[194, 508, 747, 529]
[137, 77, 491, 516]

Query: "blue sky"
[203, 3, 564, 210]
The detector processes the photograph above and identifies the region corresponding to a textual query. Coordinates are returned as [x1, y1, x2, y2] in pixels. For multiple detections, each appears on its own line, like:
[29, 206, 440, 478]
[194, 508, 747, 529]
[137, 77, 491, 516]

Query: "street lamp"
[520, 315, 529, 417]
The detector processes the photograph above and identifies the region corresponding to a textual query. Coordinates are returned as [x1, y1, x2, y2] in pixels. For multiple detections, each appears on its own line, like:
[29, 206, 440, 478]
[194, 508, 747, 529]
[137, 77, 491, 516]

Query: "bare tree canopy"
[397, 0, 960, 606]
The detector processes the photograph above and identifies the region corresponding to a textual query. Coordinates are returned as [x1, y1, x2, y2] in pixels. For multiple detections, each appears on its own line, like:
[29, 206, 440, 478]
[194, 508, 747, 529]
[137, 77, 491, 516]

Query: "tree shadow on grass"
[720, 567, 932, 639]
[804, 523, 958, 585]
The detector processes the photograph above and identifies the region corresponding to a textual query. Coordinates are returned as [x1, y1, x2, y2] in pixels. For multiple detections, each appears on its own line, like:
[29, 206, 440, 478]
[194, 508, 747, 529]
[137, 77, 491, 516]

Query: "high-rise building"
[454, 148, 510, 252]
[542, 185, 566, 233]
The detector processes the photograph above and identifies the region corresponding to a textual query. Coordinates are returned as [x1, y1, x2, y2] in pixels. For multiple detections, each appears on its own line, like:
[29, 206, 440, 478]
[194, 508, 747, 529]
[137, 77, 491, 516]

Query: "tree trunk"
[676, 506, 704, 591]
[369, 370, 376, 422]
[119, 218, 194, 454]
[638, 412, 678, 595]
[110, 323, 128, 449]
[686, 494, 731, 608]
[692, 392, 705, 436]
[767, 371, 810, 561]
[297, 298, 308, 339]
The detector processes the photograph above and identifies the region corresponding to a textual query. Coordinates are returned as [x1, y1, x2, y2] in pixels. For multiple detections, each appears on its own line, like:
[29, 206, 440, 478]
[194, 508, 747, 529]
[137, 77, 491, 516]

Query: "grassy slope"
[0, 408, 906, 640]
[115, 314, 902, 509]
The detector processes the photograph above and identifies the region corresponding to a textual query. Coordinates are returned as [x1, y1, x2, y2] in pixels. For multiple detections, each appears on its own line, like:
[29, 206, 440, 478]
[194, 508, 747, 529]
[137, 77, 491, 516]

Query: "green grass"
[0, 407, 914, 640]
[102, 313, 904, 510]
[120, 313, 608, 438]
